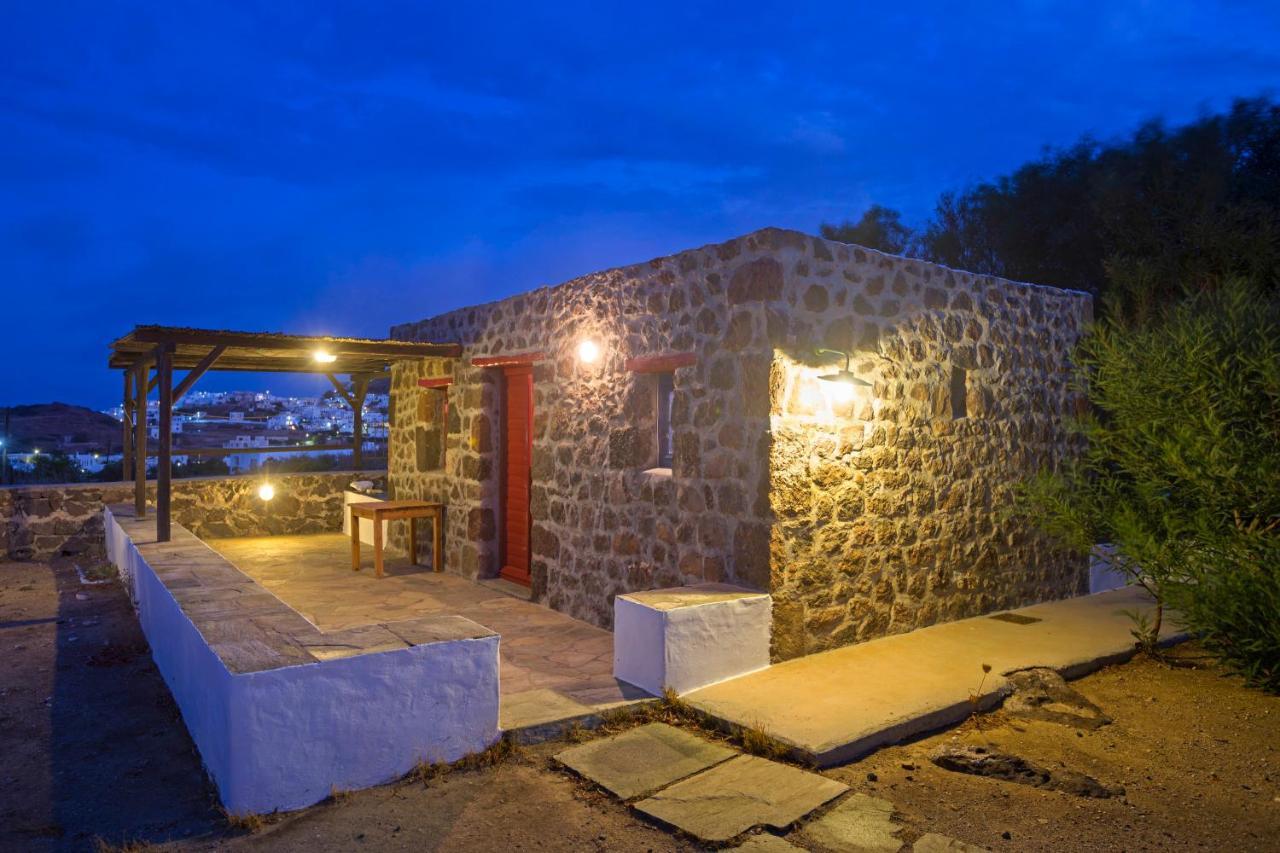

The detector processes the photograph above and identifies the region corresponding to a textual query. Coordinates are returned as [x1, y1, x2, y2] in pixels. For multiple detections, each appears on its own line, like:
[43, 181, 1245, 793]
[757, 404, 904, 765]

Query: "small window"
[656, 372, 675, 468]
[415, 389, 447, 470]
[950, 366, 967, 419]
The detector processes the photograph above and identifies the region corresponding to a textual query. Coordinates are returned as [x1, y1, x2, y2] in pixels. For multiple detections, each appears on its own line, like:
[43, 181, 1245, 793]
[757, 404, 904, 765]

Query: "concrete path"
[687, 587, 1185, 767]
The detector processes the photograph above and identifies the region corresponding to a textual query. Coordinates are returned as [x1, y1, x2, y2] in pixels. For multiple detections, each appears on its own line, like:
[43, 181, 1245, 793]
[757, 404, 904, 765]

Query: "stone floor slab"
[800, 793, 901, 852]
[687, 586, 1188, 767]
[633, 754, 848, 843]
[208, 533, 655, 731]
[913, 832, 989, 852]
[556, 723, 736, 800]
[500, 688, 593, 730]
[731, 834, 806, 851]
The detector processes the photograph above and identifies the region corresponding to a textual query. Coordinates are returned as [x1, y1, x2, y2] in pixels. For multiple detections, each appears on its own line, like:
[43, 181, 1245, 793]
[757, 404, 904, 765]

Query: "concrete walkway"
[687, 587, 1185, 767]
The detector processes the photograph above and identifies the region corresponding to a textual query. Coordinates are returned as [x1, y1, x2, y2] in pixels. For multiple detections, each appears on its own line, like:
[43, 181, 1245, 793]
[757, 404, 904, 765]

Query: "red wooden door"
[500, 365, 534, 586]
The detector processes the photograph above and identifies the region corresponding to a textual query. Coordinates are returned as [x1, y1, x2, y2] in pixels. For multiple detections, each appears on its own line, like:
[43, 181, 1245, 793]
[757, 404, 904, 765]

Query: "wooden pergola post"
[133, 360, 149, 517]
[353, 375, 370, 470]
[122, 369, 134, 482]
[156, 343, 174, 542]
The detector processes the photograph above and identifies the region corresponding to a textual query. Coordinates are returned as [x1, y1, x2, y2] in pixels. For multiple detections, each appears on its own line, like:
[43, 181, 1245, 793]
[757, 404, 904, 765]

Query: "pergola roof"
[109, 325, 460, 375]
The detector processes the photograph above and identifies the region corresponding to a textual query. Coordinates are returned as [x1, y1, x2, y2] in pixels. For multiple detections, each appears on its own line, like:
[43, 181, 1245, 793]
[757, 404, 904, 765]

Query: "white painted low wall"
[614, 584, 772, 695]
[342, 490, 388, 546]
[105, 507, 501, 814]
[1089, 543, 1129, 594]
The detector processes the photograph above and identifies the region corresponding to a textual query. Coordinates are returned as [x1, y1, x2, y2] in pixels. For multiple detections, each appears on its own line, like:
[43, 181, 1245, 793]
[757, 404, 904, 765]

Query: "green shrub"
[1020, 281, 1280, 691]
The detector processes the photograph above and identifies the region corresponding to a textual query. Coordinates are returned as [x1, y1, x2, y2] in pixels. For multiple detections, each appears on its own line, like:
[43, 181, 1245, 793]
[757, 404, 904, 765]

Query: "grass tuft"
[407, 735, 522, 785]
[220, 808, 266, 833]
[736, 720, 792, 761]
[92, 840, 153, 853]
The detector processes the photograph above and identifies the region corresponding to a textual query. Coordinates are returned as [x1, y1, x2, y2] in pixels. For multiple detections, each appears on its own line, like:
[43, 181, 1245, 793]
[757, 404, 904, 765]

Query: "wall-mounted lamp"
[313, 350, 337, 364]
[577, 339, 601, 364]
[258, 482, 275, 501]
[815, 348, 872, 404]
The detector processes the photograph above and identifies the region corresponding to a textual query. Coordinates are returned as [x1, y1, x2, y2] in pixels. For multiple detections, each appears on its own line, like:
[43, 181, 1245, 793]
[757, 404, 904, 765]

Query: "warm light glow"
[825, 381, 856, 404]
[577, 339, 601, 364]
[313, 350, 337, 364]
[258, 483, 275, 501]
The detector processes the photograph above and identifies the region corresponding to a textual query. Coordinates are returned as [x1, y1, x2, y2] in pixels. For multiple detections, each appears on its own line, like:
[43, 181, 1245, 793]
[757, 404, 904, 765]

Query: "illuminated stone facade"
[389, 228, 1091, 659]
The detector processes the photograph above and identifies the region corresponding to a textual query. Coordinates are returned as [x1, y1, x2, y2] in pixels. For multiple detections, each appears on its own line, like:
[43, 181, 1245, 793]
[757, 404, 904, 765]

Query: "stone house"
[387, 228, 1091, 660]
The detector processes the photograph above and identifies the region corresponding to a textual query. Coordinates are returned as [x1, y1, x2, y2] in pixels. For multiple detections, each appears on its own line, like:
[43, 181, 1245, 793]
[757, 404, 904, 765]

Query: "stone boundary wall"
[1, 470, 384, 562]
[390, 228, 1090, 655]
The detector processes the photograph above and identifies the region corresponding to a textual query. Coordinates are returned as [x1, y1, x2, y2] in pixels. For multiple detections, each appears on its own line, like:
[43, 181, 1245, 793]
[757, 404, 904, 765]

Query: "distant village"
[1, 388, 389, 482]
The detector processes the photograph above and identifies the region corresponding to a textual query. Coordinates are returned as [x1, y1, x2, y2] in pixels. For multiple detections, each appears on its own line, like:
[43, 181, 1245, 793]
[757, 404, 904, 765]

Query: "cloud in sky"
[1, 1, 1278, 405]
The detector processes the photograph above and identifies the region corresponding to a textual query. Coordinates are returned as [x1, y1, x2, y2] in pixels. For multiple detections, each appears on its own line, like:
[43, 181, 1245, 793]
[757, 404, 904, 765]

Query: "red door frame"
[499, 365, 534, 586]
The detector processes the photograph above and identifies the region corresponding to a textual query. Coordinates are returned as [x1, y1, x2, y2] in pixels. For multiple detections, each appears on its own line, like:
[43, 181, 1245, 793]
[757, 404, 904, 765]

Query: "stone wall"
[762, 246, 1091, 659]
[1, 470, 382, 562]
[390, 228, 1090, 656]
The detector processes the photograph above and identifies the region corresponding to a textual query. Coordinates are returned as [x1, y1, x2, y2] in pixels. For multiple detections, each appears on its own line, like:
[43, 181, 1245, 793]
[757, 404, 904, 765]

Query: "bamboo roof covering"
[109, 325, 460, 375]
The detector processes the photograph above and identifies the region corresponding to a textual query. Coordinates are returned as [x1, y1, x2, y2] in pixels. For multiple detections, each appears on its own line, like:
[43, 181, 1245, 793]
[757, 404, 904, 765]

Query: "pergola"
[109, 325, 460, 542]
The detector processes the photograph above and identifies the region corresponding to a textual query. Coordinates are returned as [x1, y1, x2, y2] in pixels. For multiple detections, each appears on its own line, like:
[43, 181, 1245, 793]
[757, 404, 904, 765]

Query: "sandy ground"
[822, 644, 1279, 851]
[1, 558, 1276, 852]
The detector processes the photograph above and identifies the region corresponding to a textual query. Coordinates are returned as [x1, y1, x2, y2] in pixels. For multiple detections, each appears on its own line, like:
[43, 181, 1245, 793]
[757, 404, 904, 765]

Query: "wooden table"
[348, 500, 444, 578]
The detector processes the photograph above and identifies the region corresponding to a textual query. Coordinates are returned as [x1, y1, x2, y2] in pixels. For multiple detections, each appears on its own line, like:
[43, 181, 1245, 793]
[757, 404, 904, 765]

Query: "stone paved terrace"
[205, 533, 652, 731]
[106, 506, 496, 672]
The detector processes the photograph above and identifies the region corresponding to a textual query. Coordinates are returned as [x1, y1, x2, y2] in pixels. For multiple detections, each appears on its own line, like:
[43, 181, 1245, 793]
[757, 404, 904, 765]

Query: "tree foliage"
[822, 97, 1280, 323]
[820, 205, 916, 255]
[1019, 282, 1280, 691]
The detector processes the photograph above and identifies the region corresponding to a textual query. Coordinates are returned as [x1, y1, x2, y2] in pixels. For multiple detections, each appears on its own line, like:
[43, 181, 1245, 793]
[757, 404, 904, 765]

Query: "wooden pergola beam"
[124, 326, 461, 358]
[173, 345, 226, 404]
[325, 373, 356, 408]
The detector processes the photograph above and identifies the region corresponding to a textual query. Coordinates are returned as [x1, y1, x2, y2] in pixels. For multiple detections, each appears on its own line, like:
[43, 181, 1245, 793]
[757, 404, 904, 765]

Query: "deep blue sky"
[3, 2, 1279, 408]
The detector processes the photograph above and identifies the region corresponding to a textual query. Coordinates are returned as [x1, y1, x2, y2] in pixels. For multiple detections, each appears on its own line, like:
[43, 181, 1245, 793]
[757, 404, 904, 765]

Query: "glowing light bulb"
[313, 350, 337, 364]
[827, 381, 856, 404]
[258, 483, 275, 501]
[577, 340, 601, 364]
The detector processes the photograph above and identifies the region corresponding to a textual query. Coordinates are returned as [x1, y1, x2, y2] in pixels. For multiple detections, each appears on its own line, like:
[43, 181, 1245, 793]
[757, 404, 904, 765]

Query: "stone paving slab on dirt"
[731, 834, 805, 851]
[799, 792, 901, 852]
[556, 722, 736, 799]
[500, 688, 593, 730]
[687, 586, 1186, 766]
[913, 832, 989, 852]
[633, 754, 848, 842]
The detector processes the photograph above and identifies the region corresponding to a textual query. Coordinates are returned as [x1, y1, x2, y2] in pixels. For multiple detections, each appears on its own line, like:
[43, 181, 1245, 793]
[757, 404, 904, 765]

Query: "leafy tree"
[820, 205, 917, 255]
[1019, 281, 1280, 691]
[823, 97, 1280, 324]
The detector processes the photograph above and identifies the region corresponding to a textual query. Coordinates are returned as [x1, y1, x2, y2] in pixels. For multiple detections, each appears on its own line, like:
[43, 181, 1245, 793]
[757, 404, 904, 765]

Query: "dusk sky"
[3, 2, 1279, 408]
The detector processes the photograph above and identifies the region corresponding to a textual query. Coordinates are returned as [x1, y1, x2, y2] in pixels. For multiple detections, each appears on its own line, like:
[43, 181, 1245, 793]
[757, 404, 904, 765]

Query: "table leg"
[350, 507, 361, 571]
[409, 517, 418, 566]
[433, 508, 443, 573]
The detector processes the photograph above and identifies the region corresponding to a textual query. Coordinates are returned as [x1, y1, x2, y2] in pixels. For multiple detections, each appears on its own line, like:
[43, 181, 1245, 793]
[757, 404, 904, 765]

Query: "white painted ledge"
[105, 506, 500, 814]
[614, 583, 771, 696]
[342, 489, 389, 546]
[1089, 543, 1128, 593]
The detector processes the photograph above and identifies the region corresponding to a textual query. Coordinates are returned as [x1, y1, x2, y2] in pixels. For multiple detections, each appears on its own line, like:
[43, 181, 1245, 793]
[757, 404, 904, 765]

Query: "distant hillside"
[2, 403, 123, 453]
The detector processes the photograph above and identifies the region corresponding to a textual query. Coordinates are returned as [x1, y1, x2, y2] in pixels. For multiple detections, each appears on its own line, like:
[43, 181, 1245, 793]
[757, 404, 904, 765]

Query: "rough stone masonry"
[389, 228, 1091, 660]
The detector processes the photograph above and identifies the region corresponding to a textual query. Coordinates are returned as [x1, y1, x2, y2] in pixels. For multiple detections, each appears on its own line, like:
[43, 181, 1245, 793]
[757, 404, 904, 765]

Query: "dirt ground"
[825, 644, 1279, 851]
[1, 559, 1276, 852]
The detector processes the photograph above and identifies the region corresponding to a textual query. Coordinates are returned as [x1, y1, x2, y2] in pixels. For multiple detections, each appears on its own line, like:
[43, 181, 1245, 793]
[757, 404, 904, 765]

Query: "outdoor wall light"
[815, 348, 872, 391]
[577, 339, 601, 364]
[312, 350, 337, 364]
[258, 482, 275, 501]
